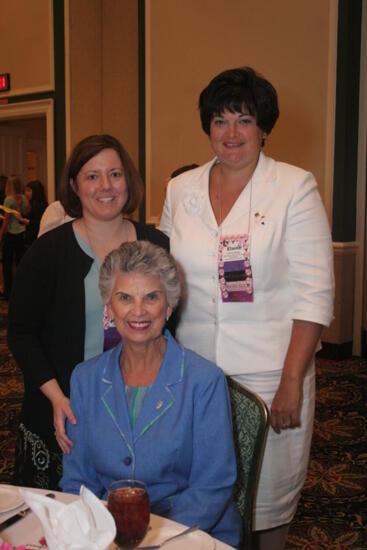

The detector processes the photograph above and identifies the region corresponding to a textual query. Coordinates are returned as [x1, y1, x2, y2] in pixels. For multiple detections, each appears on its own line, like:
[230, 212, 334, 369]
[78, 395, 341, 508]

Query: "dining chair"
[227, 377, 269, 550]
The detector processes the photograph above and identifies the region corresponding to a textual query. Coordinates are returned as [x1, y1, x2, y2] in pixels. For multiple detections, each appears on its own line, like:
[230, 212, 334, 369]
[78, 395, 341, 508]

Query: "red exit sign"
[0, 74, 10, 92]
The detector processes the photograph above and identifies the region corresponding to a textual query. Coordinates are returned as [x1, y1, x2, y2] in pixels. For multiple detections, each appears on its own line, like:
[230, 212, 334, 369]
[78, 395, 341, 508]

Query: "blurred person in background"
[38, 200, 74, 237]
[0, 175, 27, 300]
[23, 180, 48, 246]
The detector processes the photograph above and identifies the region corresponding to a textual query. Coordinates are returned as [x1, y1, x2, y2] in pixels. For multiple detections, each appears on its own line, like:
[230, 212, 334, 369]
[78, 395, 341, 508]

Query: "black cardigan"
[7, 220, 169, 442]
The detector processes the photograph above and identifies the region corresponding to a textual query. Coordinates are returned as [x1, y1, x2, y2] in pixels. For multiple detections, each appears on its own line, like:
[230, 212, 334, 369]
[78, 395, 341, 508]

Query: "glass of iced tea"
[107, 479, 150, 549]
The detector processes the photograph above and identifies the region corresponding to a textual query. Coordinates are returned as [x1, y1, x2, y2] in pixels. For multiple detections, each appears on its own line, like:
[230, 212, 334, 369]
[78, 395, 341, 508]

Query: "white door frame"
[353, 0, 367, 355]
[0, 99, 55, 202]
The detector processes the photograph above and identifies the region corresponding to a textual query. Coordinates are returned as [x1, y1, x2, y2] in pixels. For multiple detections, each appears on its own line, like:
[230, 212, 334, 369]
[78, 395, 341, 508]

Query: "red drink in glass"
[108, 480, 150, 549]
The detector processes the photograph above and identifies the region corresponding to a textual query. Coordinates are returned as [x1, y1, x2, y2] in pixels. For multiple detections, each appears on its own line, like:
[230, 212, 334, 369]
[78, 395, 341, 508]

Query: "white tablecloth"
[0, 486, 234, 549]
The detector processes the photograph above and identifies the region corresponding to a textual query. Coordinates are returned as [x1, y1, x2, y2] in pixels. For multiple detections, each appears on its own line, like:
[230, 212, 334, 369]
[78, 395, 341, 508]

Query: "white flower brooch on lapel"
[183, 187, 205, 217]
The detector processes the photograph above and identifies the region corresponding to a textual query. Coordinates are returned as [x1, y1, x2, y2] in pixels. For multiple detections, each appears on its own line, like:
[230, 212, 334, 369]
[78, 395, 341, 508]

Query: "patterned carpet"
[286, 357, 367, 549]
[0, 300, 23, 484]
[0, 298, 366, 548]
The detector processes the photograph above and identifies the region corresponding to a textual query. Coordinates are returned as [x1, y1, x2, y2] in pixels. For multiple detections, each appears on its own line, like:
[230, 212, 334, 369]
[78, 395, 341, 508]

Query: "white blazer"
[159, 153, 334, 375]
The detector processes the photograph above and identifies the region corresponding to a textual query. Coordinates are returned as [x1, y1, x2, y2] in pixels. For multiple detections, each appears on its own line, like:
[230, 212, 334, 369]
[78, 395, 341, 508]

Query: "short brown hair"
[59, 134, 143, 218]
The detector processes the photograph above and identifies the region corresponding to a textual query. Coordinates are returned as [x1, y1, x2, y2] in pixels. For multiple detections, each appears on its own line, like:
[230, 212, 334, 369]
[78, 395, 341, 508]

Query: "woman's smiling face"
[108, 272, 171, 347]
[209, 108, 265, 171]
[72, 148, 128, 222]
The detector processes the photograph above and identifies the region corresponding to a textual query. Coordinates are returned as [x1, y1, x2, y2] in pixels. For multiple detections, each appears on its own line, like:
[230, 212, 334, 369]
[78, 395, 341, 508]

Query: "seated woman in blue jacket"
[60, 240, 241, 547]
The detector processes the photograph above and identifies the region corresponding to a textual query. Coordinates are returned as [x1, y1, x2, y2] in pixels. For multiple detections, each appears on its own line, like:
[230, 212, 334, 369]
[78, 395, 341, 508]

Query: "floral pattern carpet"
[286, 358, 367, 549]
[0, 298, 366, 548]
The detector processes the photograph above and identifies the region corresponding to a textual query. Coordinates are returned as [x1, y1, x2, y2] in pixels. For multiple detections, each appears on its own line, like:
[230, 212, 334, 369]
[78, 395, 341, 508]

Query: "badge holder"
[218, 234, 254, 302]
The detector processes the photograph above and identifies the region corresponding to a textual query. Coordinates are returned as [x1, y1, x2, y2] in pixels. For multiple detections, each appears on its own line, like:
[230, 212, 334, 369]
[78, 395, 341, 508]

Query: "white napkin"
[20, 486, 116, 550]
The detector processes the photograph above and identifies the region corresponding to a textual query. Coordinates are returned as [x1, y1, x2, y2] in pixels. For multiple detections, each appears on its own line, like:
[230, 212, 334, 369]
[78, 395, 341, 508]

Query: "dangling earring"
[103, 305, 114, 328]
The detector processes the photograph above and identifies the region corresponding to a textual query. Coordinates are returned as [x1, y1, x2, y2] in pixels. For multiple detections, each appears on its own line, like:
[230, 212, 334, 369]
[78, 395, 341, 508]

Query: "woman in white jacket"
[159, 67, 334, 550]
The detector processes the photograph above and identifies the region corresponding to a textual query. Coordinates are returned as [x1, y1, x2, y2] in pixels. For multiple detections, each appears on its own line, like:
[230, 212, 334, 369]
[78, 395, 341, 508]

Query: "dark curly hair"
[199, 67, 279, 140]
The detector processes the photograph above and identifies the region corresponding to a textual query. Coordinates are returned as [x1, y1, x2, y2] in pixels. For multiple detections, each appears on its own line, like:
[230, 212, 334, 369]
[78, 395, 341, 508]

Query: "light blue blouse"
[73, 228, 104, 359]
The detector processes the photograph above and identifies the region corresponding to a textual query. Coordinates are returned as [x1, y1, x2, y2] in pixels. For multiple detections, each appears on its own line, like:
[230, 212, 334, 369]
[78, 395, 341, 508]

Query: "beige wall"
[0, 0, 54, 96]
[146, 0, 336, 222]
[69, 0, 102, 145]
[323, 246, 356, 344]
[68, 0, 139, 166]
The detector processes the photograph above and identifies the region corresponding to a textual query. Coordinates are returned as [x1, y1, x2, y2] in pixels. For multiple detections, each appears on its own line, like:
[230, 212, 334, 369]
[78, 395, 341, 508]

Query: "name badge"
[218, 234, 254, 302]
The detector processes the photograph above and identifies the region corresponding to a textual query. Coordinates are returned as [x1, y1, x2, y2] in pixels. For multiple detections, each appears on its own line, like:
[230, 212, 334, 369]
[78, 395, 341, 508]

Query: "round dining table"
[0, 485, 235, 549]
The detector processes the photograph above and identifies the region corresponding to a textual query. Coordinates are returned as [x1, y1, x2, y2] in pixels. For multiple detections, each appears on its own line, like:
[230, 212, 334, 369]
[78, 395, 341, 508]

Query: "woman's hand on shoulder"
[270, 376, 303, 434]
[40, 378, 77, 454]
[52, 394, 77, 454]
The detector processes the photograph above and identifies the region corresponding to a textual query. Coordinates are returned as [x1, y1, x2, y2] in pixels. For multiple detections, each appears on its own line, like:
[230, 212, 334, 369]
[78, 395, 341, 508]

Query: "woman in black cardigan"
[8, 134, 168, 490]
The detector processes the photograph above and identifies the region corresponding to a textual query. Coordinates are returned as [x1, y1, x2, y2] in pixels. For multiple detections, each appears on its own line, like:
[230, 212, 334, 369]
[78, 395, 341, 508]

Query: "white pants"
[232, 365, 315, 530]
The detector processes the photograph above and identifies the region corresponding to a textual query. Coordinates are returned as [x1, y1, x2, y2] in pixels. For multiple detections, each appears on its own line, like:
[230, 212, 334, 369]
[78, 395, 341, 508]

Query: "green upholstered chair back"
[227, 377, 269, 550]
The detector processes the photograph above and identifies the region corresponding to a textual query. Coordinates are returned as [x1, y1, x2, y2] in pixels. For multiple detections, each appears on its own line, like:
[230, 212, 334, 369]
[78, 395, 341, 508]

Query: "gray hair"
[99, 240, 181, 308]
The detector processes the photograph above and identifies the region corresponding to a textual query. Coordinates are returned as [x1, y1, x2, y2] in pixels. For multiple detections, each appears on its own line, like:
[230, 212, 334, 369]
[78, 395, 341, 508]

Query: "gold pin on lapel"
[156, 400, 163, 410]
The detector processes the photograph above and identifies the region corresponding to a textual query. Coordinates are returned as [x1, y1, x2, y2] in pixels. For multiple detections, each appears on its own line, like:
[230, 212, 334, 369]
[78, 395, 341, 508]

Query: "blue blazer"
[61, 331, 242, 547]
